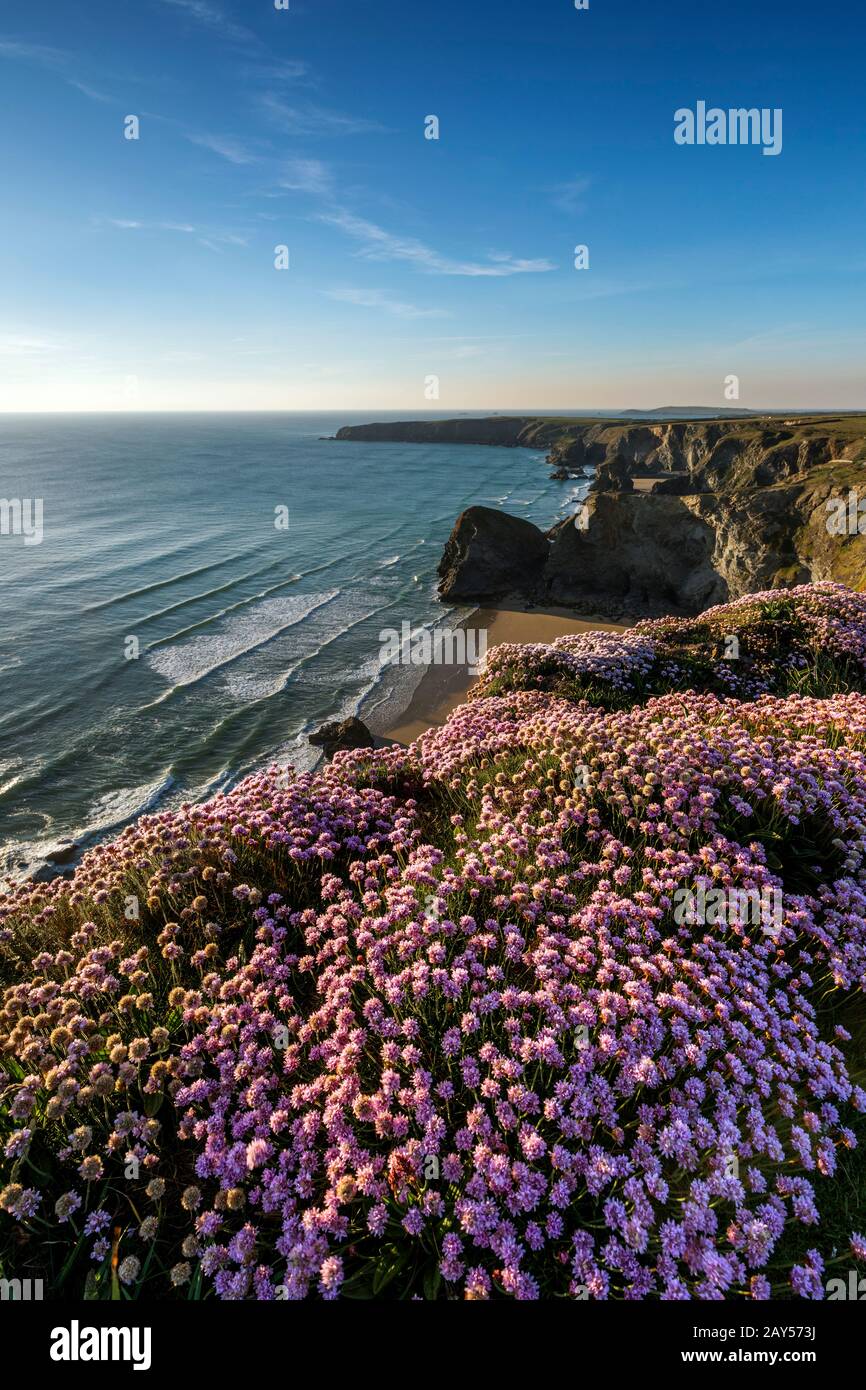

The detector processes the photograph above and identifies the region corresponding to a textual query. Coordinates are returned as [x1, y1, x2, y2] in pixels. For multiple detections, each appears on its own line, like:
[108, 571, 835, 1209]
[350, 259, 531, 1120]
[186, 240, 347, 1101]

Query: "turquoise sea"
[0, 412, 591, 877]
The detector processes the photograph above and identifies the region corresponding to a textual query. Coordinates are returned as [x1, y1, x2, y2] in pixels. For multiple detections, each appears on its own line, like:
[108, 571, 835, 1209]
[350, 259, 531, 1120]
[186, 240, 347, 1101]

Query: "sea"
[0, 412, 592, 879]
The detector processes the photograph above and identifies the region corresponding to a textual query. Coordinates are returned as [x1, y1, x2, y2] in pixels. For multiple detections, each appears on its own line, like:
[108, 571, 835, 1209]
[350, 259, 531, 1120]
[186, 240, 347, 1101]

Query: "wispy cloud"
[187, 132, 260, 165]
[730, 324, 806, 351]
[68, 79, 112, 103]
[158, 0, 257, 45]
[548, 175, 592, 214]
[248, 59, 311, 83]
[280, 158, 334, 195]
[326, 288, 449, 320]
[103, 216, 249, 251]
[317, 209, 556, 278]
[198, 231, 250, 252]
[259, 93, 385, 137]
[0, 38, 112, 103]
[106, 218, 197, 233]
[0, 38, 68, 69]
[0, 332, 62, 357]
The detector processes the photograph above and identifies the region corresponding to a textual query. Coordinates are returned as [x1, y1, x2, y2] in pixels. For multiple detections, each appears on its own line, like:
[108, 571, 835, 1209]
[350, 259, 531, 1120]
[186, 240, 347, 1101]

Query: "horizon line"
[1, 405, 864, 417]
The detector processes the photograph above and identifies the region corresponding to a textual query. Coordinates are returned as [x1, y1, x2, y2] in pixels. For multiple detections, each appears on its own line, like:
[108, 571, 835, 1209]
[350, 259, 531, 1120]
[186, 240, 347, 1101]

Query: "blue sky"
[1, 0, 865, 411]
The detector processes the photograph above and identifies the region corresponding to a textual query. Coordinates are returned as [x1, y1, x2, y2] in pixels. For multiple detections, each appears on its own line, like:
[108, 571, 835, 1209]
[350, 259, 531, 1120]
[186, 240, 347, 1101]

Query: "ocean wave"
[199, 591, 401, 710]
[84, 773, 176, 835]
[0, 773, 176, 881]
[133, 559, 291, 627]
[143, 591, 340, 705]
[82, 551, 253, 611]
[145, 570, 308, 649]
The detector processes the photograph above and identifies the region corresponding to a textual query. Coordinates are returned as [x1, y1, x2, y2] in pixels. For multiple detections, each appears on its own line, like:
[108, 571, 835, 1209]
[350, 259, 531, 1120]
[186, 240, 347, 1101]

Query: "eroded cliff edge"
[354, 414, 866, 616]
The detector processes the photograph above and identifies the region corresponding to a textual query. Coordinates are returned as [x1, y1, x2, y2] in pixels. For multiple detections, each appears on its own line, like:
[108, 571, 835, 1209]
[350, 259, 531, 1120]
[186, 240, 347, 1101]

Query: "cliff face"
[334, 417, 545, 447]
[546, 416, 866, 480]
[437, 506, 550, 600]
[403, 415, 866, 615]
[335, 414, 705, 454]
[544, 495, 724, 614]
[542, 482, 866, 616]
[337, 413, 866, 483]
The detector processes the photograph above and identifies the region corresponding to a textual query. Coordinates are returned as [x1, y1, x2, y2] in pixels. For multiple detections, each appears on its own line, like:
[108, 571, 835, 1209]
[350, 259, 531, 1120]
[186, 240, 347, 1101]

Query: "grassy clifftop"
[2, 583, 866, 1300]
[335, 412, 866, 469]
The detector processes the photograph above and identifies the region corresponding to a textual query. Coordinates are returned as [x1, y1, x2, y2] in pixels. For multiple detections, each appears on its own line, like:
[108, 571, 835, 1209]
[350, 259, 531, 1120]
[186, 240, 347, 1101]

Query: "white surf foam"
[144, 592, 339, 702]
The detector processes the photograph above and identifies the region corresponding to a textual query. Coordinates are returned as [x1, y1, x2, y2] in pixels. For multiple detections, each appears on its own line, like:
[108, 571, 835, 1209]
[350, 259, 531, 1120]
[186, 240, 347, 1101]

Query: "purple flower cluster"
[478, 629, 658, 697]
[475, 582, 866, 706]
[2, 583, 866, 1300]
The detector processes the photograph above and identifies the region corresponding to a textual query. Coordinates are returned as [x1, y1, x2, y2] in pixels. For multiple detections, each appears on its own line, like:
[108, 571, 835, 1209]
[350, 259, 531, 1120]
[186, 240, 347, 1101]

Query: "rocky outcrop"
[545, 495, 724, 614]
[26, 842, 82, 885]
[435, 496, 724, 617]
[338, 413, 866, 490]
[437, 506, 550, 601]
[592, 455, 635, 493]
[549, 465, 586, 480]
[338, 413, 866, 617]
[309, 717, 375, 760]
[45, 842, 79, 866]
[334, 418, 540, 447]
[436, 463, 866, 618]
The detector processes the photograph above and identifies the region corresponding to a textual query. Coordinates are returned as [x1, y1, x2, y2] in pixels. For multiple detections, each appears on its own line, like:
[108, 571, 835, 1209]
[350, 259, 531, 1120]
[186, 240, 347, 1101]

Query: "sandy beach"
[381, 607, 630, 743]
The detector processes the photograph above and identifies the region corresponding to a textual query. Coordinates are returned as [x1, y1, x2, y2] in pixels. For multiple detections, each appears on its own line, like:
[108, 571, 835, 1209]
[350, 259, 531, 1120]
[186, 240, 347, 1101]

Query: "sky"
[1, 0, 865, 412]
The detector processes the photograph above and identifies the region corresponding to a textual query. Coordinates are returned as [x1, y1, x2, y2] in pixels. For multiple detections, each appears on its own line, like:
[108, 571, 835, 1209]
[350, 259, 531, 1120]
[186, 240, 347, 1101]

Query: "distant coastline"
[340, 411, 866, 621]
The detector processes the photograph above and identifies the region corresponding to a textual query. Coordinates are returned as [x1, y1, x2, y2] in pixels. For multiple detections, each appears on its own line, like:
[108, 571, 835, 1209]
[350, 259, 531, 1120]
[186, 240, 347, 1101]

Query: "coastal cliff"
[335, 416, 547, 447]
[370, 413, 866, 615]
[334, 409, 763, 453]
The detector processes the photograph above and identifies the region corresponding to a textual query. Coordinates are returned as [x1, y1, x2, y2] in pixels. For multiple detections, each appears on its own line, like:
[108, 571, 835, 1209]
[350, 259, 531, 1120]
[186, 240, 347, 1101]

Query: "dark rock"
[29, 863, 65, 883]
[335, 417, 537, 447]
[652, 472, 695, 495]
[545, 493, 725, 615]
[309, 716, 375, 760]
[437, 506, 550, 602]
[590, 455, 634, 493]
[46, 842, 79, 865]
